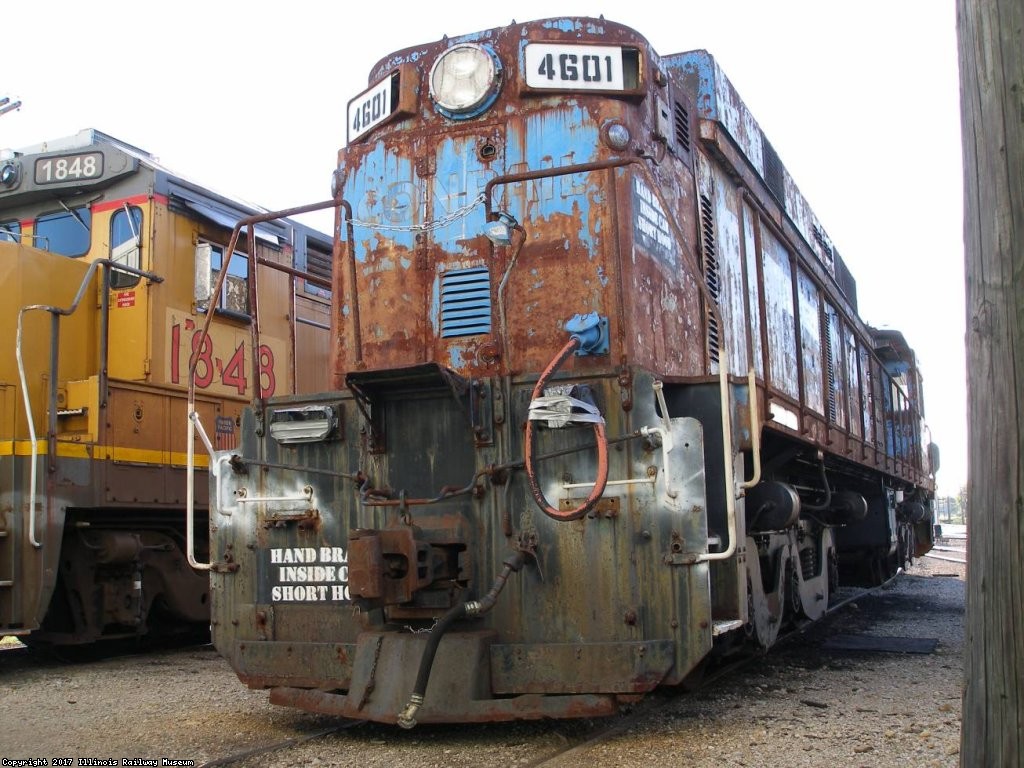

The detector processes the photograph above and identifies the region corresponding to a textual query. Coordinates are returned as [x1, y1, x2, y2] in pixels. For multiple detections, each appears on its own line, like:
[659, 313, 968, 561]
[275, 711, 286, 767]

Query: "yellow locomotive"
[0, 129, 331, 645]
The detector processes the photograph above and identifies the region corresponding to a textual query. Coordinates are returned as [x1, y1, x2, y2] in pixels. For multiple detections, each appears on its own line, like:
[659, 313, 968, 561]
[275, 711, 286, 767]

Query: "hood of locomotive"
[332, 17, 699, 381]
[209, 18, 713, 725]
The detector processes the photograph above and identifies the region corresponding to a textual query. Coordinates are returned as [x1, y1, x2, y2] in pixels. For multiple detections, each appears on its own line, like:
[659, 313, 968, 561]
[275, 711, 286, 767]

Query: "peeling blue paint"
[664, 51, 717, 120]
[502, 105, 601, 251]
[432, 134, 494, 253]
[541, 19, 582, 33]
[372, 48, 431, 79]
[450, 29, 496, 44]
[345, 140, 417, 257]
[448, 345, 466, 369]
[429, 275, 440, 335]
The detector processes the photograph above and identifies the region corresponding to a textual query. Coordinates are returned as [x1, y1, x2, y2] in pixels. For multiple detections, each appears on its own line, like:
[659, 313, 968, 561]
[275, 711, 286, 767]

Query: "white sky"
[2, 0, 966, 495]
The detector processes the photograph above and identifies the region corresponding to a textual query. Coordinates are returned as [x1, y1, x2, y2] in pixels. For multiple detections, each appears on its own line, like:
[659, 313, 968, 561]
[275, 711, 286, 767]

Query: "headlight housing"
[0, 161, 19, 188]
[429, 44, 501, 119]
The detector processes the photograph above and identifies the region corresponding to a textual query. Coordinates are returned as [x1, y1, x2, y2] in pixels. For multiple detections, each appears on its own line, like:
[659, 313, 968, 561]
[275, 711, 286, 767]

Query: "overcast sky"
[2, 1, 966, 494]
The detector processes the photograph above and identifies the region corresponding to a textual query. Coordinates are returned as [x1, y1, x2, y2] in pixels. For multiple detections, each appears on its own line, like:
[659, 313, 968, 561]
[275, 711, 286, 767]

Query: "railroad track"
[526, 575, 900, 767]
[199, 724, 363, 768]
[193, 578, 896, 768]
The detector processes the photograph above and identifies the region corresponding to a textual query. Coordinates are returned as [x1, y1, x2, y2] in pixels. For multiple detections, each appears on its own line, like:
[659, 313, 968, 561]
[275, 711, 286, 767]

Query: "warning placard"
[631, 177, 676, 265]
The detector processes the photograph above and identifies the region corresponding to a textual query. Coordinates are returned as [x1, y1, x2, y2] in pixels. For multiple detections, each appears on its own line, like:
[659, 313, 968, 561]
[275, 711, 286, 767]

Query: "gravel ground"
[558, 555, 966, 768]
[0, 553, 964, 768]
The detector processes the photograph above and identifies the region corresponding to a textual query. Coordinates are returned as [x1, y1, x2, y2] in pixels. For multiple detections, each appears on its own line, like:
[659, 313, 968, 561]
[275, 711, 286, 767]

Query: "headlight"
[429, 44, 501, 118]
[0, 161, 19, 188]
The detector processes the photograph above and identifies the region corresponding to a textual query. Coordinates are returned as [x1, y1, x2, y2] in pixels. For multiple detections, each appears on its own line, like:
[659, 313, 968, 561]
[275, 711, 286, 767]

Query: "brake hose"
[523, 337, 609, 521]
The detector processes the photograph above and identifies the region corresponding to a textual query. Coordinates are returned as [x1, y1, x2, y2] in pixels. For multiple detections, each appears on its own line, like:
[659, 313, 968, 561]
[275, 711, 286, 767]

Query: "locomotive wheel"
[784, 562, 803, 622]
[828, 551, 839, 599]
[745, 578, 756, 638]
[897, 524, 915, 569]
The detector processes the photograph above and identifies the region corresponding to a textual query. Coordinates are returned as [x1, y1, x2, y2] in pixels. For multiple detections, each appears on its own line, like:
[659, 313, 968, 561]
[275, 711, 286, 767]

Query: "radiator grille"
[699, 194, 721, 366]
[674, 101, 691, 154]
[822, 306, 838, 423]
[440, 266, 491, 338]
[761, 134, 786, 204]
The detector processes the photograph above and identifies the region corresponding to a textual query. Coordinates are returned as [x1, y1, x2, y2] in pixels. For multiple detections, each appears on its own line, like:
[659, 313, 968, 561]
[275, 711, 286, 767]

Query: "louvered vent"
[812, 225, 834, 264]
[761, 134, 786, 204]
[306, 240, 333, 283]
[440, 266, 491, 338]
[834, 253, 858, 312]
[698, 194, 721, 366]
[822, 308, 838, 423]
[673, 101, 691, 154]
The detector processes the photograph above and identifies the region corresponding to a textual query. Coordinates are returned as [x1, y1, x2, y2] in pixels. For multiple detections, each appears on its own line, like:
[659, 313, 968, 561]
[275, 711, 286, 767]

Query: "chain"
[348, 192, 487, 233]
[404, 620, 438, 635]
[357, 635, 384, 711]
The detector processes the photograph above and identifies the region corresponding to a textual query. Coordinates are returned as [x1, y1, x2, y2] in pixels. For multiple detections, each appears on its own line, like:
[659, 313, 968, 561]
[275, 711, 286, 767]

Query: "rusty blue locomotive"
[197, 17, 937, 726]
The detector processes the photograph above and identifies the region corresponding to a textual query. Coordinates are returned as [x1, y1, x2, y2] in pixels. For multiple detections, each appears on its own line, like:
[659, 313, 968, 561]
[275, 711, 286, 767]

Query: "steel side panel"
[269, 685, 619, 724]
[0, 455, 75, 632]
[490, 640, 676, 694]
[234, 640, 355, 690]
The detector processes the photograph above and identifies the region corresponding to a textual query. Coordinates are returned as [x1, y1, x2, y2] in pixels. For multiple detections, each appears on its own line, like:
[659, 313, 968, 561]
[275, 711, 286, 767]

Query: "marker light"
[429, 44, 501, 118]
[602, 121, 631, 151]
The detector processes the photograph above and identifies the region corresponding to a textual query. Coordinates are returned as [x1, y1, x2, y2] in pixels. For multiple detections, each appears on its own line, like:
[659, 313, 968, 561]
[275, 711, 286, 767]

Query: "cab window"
[35, 207, 91, 257]
[0, 220, 19, 242]
[207, 244, 250, 317]
[110, 205, 143, 289]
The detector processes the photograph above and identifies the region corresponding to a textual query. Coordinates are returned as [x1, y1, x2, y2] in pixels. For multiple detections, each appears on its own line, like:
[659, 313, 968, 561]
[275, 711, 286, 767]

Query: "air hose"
[524, 338, 610, 521]
[397, 551, 526, 729]
[801, 458, 833, 512]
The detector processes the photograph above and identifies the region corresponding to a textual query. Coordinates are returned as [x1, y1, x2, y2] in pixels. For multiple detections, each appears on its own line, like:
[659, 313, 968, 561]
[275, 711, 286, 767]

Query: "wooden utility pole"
[958, 0, 1024, 765]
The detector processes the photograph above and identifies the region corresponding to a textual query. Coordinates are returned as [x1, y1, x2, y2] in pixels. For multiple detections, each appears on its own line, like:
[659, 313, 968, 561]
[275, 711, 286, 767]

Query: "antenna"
[0, 96, 22, 118]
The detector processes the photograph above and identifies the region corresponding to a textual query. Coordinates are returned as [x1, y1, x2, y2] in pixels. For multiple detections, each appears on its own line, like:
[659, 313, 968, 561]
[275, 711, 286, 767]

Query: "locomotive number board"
[34, 151, 104, 185]
[347, 71, 400, 144]
[524, 44, 633, 90]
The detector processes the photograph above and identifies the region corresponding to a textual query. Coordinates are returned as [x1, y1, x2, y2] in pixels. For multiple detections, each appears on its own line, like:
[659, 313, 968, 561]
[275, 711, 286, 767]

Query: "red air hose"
[524, 338, 609, 521]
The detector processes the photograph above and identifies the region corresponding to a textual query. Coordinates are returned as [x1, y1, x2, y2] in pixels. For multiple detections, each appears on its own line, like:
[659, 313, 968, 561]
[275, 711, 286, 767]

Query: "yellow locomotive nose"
[0, 128, 332, 648]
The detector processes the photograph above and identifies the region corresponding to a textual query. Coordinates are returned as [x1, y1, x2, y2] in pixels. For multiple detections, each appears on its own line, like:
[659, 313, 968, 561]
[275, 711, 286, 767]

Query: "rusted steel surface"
[333, 21, 706, 385]
[209, 15, 937, 726]
[269, 686, 619, 724]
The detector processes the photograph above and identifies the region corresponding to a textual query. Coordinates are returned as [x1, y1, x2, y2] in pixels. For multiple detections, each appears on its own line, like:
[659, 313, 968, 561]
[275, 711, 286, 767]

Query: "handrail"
[185, 198, 342, 571]
[740, 369, 763, 490]
[484, 157, 740, 562]
[16, 259, 162, 549]
[186, 410, 215, 570]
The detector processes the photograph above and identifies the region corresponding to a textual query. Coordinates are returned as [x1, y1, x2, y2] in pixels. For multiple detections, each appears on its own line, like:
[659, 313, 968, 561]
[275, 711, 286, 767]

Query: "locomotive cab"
[0, 129, 331, 646]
